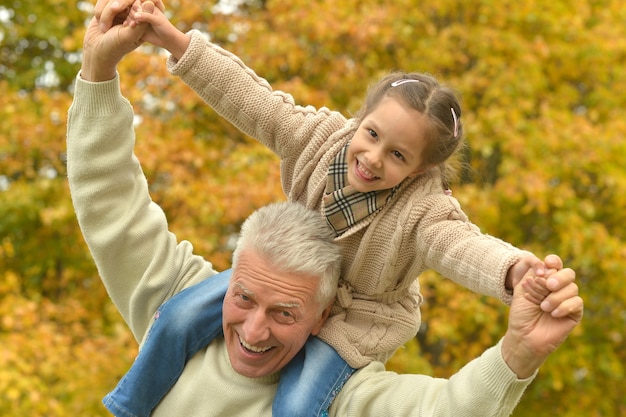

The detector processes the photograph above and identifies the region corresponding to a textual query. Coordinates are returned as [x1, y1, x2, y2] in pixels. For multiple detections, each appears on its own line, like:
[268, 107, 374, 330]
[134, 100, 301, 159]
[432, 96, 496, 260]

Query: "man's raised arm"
[67, 4, 215, 340]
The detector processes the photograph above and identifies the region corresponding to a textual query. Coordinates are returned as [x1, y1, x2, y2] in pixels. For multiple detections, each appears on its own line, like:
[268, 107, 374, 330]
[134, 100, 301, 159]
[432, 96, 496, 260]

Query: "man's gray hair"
[232, 202, 341, 311]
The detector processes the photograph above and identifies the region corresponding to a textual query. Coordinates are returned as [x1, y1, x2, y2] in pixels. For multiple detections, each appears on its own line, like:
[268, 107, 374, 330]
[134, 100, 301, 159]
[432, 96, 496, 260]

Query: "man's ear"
[310, 302, 333, 336]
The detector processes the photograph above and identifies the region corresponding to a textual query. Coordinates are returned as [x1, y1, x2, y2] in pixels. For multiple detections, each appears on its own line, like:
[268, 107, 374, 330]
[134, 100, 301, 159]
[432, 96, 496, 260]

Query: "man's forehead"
[234, 281, 303, 309]
[231, 261, 319, 308]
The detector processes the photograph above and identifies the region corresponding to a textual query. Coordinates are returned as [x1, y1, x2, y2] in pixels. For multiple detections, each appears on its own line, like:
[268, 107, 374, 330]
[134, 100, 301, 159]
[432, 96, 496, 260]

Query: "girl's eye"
[392, 150, 405, 161]
[368, 129, 378, 139]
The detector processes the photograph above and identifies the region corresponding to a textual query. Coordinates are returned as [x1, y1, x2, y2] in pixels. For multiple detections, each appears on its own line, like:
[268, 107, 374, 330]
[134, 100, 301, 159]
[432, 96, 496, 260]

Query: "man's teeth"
[240, 337, 272, 353]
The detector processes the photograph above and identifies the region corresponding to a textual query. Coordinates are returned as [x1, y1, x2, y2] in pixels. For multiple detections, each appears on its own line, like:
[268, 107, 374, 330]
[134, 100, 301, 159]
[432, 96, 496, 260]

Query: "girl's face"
[347, 96, 430, 193]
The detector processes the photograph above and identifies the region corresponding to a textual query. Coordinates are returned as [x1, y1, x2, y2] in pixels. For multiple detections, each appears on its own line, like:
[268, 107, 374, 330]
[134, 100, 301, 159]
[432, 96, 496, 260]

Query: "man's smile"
[239, 335, 273, 354]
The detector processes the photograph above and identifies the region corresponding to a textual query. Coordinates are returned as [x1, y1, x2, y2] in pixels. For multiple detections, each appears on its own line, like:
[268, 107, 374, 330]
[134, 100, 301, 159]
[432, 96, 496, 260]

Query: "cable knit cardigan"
[168, 30, 532, 368]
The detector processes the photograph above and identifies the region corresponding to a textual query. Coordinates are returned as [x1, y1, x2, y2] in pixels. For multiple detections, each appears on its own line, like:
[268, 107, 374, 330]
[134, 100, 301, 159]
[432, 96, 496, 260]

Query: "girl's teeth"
[358, 161, 377, 179]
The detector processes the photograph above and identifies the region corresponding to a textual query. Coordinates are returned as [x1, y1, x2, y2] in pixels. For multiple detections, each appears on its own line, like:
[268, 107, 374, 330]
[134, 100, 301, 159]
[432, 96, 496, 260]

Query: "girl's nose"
[365, 148, 383, 168]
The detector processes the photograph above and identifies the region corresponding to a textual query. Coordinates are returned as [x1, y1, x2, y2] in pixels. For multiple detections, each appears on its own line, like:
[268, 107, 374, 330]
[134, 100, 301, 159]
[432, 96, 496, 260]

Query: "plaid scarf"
[322, 143, 398, 235]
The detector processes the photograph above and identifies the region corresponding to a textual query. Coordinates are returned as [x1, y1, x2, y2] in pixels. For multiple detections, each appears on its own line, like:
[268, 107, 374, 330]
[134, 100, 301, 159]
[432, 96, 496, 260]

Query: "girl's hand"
[132, 2, 190, 60]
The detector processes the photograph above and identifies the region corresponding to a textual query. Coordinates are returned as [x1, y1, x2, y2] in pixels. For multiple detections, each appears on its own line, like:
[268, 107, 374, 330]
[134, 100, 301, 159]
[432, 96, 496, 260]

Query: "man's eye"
[275, 310, 295, 324]
[233, 293, 254, 309]
[235, 293, 252, 305]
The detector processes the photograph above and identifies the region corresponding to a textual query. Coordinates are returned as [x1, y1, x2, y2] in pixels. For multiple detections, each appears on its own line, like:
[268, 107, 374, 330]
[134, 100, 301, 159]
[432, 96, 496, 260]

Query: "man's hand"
[501, 265, 583, 379]
[81, 2, 157, 82]
[506, 253, 571, 305]
[92, 0, 190, 61]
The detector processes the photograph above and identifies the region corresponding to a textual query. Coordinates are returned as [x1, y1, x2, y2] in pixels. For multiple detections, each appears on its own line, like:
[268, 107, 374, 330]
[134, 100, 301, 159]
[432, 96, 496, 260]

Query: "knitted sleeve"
[66, 74, 217, 341]
[167, 30, 347, 166]
[330, 339, 534, 417]
[415, 193, 532, 304]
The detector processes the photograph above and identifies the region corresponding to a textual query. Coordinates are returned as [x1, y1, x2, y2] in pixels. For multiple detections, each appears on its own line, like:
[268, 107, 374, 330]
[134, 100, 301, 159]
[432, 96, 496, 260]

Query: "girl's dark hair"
[355, 72, 465, 189]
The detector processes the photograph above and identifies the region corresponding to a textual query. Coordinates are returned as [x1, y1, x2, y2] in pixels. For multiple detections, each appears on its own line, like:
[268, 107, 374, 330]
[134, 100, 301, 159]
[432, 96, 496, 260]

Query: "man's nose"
[241, 309, 270, 343]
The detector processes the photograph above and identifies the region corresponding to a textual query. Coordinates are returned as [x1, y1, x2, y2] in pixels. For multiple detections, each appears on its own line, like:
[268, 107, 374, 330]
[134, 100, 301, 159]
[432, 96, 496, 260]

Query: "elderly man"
[67, 5, 583, 416]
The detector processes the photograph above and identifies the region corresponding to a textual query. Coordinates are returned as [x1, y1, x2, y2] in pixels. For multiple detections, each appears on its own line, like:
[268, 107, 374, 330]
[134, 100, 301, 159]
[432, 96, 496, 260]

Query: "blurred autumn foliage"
[1, 0, 625, 415]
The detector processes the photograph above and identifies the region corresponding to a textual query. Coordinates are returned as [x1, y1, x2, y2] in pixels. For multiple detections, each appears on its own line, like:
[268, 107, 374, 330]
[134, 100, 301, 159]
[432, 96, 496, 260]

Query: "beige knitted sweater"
[169, 31, 532, 368]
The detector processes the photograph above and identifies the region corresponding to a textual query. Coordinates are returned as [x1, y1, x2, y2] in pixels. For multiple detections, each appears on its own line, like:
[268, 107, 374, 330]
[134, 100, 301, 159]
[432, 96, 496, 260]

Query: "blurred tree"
[1, 0, 625, 415]
[0, 0, 88, 90]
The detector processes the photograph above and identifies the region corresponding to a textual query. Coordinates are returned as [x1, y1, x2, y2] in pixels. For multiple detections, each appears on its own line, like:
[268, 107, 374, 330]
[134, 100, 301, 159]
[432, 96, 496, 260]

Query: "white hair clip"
[390, 79, 421, 87]
[451, 107, 459, 138]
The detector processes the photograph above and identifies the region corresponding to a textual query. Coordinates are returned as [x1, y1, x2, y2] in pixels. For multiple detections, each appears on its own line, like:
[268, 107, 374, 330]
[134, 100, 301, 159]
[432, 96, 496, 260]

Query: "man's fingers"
[544, 254, 563, 271]
[114, 22, 148, 51]
[551, 295, 584, 321]
[541, 280, 580, 313]
[145, 0, 166, 12]
[546, 267, 575, 291]
[140, 1, 155, 14]
[94, 0, 111, 19]
[96, 0, 135, 32]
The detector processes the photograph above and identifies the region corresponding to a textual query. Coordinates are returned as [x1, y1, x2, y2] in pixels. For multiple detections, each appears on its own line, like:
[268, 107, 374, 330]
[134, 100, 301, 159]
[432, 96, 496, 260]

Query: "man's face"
[222, 249, 329, 378]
